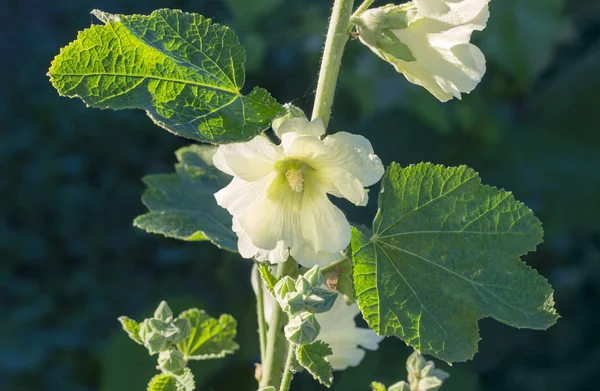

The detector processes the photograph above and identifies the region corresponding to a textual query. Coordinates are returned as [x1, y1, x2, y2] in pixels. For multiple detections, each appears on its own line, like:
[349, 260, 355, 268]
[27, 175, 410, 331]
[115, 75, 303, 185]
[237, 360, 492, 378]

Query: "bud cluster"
[273, 266, 338, 345]
[138, 301, 191, 373]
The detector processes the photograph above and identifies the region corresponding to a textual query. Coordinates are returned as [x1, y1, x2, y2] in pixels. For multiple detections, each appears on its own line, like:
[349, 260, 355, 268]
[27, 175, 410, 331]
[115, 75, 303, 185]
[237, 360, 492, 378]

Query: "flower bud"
[304, 288, 338, 314]
[370, 382, 388, 391]
[281, 291, 306, 315]
[303, 265, 323, 287]
[274, 276, 296, 301]
[139, 319, 170, 355]
[158, 348, 187, 373]
[284, 312, 321, 345]
[168, 318, 192, 343]
[154, 300, 173, 321]
[295, 275, 312, 294]
[258, 388, 276, 391]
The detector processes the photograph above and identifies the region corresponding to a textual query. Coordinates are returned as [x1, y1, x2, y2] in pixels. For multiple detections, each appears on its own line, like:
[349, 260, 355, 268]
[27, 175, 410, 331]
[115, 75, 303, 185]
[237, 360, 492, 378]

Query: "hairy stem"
[254, 265, 267, 362]
[311, 0, 356, 129]
[279, 343, 296, 391]
[260, 259, 298, 388]
[352, 0, 375, 18]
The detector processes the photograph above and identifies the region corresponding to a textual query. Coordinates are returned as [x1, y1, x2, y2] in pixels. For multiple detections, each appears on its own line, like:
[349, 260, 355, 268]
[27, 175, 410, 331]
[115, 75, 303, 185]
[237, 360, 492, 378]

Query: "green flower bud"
[295, 275, 312, 294]
[283, 292, 306, 315]
[154, 300, 173, 321]
[258, 387, 277, 391]
[274, 276, 297, 302]
[169, 318, 192, 343]
[305, 288, 338, 314]
[158, 348, 187, 373]
[284, 312, 320, 345]
[272, 103, 306, 133]
[139, 319, 170, 355]
[303, 265, 323, 287]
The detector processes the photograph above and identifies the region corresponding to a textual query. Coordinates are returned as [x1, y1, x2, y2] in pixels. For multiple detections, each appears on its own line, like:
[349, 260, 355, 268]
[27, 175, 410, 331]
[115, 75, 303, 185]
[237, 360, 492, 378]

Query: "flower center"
[285, 168, 304, 192]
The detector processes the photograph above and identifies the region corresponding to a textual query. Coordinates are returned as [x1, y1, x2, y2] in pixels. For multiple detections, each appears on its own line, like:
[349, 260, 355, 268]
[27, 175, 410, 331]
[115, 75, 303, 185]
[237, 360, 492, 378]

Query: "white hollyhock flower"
[213, 118, 384, 267]
[251, 266, 384, 370]
[355, 1, 490, 102]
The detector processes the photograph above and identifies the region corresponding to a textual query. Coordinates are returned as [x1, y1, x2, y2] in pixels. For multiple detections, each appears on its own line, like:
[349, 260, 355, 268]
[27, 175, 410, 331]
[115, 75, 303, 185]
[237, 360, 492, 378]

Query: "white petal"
[291, 244, 344, 268]
[391, 8, 488, 101]
[321, 132, 385, 187]
[212, 135, 283, 181]
[214, 174, 275, 218]
[279, 118, 325, 152]
[315, 298, 384, 371]
[328, 345, 366, 370]
[276, 117, 325, 139]
[414, 0, 490, 25]
[300, 192, 351, 256]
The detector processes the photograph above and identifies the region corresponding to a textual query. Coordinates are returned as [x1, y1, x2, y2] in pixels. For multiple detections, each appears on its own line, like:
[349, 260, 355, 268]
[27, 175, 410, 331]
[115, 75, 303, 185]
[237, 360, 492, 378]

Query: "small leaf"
[177, 309, 239, 360]
[371, 382, 388, 391]
[118, 316, 143, 345]
[296, 341, 334, 387]
[134, 144, 237, 251]
[175, 368, 196, 391]
[353, 163, 559, 362]
[148, 373, 177, 391]
[257, 263, 279, 295]
[48, 9, 284, 144]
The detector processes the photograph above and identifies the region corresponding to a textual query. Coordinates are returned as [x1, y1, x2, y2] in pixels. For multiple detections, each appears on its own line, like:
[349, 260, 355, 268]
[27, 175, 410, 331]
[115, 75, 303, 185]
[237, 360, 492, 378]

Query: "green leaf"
[177, 308, 239, 360]
[48, 9, 284, 144]
[148, 373, 177, 391]
[175, 368, 196, 391]
[352, 163, 558, 363]
[134, 144, 237, 251]
[257, 263, 279, 295]
[296, 341, 334, 387]
[118, 316, 143, 345]
[371, 382, 388, 391]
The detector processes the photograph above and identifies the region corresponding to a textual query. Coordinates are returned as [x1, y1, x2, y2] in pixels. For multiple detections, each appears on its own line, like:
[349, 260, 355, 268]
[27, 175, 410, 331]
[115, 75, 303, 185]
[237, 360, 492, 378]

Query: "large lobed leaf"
[134, 144, 237, 251]
[352, 163, 558, 362]
[48, 9, 284, 143]
[177, 308, 239, 360]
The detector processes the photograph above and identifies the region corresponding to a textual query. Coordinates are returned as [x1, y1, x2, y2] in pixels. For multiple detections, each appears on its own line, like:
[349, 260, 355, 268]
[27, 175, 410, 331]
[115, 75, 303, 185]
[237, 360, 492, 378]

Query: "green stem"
[279, 343, 296, 391]
[254, 264, 267, 362]
[311, 0, 356, 129]
[260, 259, 298, 388]
[352, 0, 375, 19]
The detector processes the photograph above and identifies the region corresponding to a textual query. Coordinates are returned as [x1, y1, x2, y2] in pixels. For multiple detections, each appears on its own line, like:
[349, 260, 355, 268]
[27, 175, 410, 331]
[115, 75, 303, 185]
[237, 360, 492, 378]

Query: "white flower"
[355, 1, 490, 102]
[251, 265, 384, 370]
[213, 118, 384, 267]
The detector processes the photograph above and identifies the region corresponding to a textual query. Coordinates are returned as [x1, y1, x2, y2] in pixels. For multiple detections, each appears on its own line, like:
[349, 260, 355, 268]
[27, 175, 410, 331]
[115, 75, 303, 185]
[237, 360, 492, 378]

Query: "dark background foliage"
[1, 0, 600, 390]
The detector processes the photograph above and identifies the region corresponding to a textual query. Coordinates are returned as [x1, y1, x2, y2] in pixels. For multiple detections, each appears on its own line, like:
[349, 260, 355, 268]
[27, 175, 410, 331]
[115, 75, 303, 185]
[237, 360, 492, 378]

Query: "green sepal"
[257, 263, 279, 295]
[158, 348, 187, 373]
[371, 382, 388, 391]
[118, 316, 143, 345]
[284, 312, 320, 346]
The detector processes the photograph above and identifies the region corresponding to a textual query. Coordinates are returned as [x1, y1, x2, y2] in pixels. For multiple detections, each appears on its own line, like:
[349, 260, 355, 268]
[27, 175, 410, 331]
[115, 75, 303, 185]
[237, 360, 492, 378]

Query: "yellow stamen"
[285, 168, 304, 192]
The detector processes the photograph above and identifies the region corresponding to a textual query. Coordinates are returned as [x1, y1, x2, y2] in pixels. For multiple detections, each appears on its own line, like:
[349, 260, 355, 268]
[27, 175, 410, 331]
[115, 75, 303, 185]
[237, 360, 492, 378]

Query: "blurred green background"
[1, 0, 599, 390]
